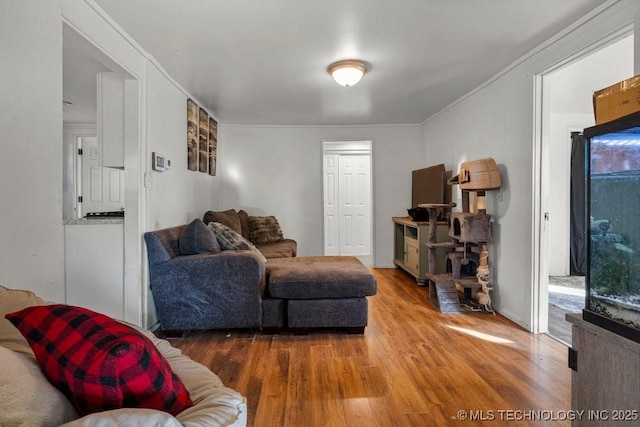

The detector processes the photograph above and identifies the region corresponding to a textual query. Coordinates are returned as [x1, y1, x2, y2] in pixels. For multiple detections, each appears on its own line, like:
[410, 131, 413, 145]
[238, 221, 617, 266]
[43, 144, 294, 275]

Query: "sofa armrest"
[149, 332, 248, 427]
[60, 409, 182, 427]
[148, 251, 265, 330]
[144, 227, 184, 265]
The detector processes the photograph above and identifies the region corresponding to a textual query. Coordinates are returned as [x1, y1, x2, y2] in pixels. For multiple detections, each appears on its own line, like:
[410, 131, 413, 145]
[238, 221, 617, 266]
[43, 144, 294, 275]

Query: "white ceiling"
[66, 0, 606, 126]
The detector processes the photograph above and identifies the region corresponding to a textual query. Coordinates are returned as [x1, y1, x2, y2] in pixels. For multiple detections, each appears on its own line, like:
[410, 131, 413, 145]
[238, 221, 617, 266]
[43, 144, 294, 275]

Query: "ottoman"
[266, 256, 377, 333]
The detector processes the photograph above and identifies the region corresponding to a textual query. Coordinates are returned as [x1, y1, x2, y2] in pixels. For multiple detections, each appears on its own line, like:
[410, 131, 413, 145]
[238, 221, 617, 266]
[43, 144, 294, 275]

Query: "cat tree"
[421, 158, 501, 313]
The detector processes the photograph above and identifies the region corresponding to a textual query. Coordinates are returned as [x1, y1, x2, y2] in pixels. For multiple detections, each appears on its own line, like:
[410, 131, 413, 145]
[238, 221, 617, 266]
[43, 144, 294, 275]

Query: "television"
[411, 163, 450, 207]
[409, 163, 451, 222]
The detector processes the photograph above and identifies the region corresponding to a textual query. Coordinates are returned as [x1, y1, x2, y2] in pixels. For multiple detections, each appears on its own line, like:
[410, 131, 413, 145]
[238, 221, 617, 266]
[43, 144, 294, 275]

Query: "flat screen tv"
[411, 163, 449, 208]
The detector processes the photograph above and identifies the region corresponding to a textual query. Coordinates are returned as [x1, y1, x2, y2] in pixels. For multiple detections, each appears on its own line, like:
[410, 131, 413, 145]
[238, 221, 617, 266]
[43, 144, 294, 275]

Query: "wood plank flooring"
[169, 268, 571, 427]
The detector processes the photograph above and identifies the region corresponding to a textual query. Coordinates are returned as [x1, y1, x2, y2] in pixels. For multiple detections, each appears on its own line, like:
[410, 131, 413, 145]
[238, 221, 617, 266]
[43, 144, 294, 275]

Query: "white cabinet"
[64, 223, 124, 320]
[97, 72, 124, 168]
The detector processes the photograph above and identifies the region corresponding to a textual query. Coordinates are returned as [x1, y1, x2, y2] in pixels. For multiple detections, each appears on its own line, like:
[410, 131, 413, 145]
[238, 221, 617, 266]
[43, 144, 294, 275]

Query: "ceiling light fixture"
[327, 60, 368, 87]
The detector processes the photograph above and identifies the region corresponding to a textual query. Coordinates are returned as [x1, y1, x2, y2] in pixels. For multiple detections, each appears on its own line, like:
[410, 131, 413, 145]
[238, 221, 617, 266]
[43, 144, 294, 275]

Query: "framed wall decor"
[198, 107, 209, 173]
[187, 98, 218, 175]
[186, 99, 198, 171]
[208, 117, 217, 176]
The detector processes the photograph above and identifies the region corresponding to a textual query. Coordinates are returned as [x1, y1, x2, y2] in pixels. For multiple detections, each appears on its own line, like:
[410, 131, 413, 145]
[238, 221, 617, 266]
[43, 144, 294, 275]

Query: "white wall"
[144, 62, 222, 326]
[0, 1, 220, 327]
[0, 1, 64, 301]
[61, 0, 221, 328]
[218, 125, 422, 267]
[421, 0, 640, 330]
[145, 61, 221, 230]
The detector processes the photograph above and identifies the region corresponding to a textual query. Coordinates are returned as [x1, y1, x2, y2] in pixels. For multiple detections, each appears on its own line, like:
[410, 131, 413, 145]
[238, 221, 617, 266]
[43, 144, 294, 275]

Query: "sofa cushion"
[248, 215, 284, 244]
[256, 239, 297, 259]
[179, 218, 221, 255]
[208, 222, 267, 262]
[267, 256, 377, 299]
[287, 298, 369, 329]
[5, 304, 193, 417]
[203, 209, 242, 234]
[0, 346, 79, 426]
[0, 285, 46, 355]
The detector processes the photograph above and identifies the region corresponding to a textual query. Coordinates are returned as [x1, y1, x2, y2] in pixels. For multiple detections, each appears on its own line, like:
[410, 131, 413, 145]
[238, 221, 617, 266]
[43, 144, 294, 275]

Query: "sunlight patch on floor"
[446, 325, 514, 344]
[549, 284, 585, 297]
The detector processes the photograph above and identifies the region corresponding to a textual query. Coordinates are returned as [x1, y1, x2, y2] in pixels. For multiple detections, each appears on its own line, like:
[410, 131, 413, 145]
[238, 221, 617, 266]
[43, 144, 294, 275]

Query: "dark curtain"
[569, 131, 586, 276]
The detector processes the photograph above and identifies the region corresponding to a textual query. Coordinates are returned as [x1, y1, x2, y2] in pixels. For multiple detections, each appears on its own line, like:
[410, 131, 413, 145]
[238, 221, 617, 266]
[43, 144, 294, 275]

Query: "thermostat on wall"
[152, 152, 170, 171]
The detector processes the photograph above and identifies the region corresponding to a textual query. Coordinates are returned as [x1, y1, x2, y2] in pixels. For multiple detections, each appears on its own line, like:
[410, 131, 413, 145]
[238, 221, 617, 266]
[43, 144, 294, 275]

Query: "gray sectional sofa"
[144, 222, 279, 333]
[144, 215, 376, 335]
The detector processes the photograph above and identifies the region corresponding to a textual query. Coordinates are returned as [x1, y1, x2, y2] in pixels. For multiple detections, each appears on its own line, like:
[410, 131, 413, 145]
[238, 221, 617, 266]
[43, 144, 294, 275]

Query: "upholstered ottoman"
[266, 256, 377, 333]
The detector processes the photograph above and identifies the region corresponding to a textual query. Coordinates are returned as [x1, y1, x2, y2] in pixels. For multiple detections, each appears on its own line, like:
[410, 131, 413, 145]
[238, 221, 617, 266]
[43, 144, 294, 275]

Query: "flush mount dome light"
[327, 60, 368, 87]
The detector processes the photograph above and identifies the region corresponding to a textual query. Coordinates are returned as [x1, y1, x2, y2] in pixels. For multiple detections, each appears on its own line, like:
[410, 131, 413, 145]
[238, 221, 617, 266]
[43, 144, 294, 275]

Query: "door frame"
[62, 21, 145, 326]
[532, 25, 633, 333]
[321, 140, 374, 264]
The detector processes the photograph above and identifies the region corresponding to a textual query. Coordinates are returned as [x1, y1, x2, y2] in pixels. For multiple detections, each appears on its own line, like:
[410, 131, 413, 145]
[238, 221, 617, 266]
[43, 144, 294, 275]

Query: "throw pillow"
[208, 222, 267, 262]
[5, 304, 193, 417]
[248, 216, 284, 244]
[179, 218, 221, 255]
[0, 285, 46, 355]
[202, 209, 242, 234]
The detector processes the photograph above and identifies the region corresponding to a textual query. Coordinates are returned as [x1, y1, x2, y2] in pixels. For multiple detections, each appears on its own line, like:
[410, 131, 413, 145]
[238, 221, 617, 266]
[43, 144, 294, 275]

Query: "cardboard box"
[593, 74, 640, 125]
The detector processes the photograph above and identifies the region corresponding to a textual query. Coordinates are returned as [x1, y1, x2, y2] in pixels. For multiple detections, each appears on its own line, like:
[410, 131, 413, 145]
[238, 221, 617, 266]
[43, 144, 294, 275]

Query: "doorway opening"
[322, 140, 373, 267]
[535, 30, 633, 344]
[62, 22, 142, 324]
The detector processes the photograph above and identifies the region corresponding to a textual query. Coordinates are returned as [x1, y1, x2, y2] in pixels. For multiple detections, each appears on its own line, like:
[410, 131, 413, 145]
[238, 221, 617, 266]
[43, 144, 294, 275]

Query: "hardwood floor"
[548, 276, 585, 344]
[169, 268, 571, 427]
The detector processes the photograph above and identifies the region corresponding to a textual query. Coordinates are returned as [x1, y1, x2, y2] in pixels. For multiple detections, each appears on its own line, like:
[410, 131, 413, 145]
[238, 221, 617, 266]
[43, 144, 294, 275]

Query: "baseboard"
[148, 321, 161, 332]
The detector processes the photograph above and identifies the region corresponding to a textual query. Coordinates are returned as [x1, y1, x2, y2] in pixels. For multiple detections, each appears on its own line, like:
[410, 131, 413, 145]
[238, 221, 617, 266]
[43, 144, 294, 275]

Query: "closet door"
[323, 153, 371, 256]
[338, 154, 371, 255]
[323, 154, 340, 255]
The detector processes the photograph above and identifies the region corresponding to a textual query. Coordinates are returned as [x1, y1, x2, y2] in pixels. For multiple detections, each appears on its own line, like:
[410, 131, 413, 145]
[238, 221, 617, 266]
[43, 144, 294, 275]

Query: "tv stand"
[392, 216, 448, 284]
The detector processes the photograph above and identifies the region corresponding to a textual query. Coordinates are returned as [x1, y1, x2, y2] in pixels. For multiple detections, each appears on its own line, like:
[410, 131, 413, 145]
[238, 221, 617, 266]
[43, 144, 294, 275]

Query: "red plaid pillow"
[5, 304, 193, 417]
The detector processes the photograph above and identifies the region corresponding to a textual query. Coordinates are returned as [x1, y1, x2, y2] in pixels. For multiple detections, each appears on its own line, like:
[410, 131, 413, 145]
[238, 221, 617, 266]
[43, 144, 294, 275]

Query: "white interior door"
[338, 154, 371, 255]
[323, 140, 372, 258]
[79, 136, 125, 215]
[323, 154, 340, 255]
